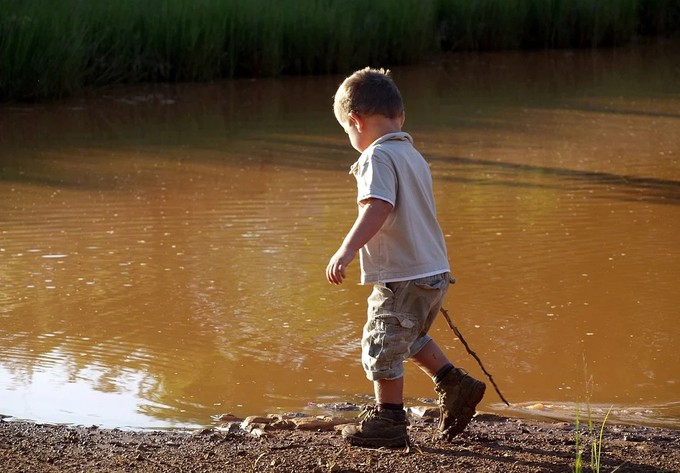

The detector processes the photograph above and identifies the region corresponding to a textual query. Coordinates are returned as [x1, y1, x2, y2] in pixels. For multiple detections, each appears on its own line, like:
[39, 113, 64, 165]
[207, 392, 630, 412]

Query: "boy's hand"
[326, 246, 355, 285]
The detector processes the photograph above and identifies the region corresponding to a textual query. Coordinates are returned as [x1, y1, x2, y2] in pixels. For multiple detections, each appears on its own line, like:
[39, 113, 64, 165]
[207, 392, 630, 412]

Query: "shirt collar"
[371, 132, 413, 146]
[348, 132, 413, 174]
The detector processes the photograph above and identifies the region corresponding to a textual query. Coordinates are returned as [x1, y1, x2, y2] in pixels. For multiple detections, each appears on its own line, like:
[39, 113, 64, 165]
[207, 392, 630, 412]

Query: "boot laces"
[357, 405, 378, 422]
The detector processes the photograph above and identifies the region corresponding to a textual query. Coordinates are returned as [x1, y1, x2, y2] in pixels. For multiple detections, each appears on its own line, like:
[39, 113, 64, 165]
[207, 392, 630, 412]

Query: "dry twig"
[440, 307, 510, 406]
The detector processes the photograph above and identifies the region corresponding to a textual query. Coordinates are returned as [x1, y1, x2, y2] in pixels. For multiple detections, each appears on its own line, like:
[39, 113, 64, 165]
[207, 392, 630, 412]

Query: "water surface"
[1, 40, 678, 429]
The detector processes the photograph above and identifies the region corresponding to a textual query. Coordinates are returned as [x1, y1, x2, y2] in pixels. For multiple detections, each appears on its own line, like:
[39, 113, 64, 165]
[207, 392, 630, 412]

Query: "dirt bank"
[1, 413, 678, 472]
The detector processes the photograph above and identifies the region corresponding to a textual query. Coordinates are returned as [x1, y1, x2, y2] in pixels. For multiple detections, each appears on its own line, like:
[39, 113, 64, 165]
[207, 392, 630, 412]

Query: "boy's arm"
[326, 197, 393, 285]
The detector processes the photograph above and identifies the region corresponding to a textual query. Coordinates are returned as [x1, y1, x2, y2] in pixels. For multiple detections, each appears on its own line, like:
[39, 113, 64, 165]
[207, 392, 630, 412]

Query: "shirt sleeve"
[353, 149, 397, 206]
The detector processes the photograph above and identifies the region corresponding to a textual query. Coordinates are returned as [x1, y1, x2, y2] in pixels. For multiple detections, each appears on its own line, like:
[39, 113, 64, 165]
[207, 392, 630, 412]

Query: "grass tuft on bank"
[1, 0, 678, 101]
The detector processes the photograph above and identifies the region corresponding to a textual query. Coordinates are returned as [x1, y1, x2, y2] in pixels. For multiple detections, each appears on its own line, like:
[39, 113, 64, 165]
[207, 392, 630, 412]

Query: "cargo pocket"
[366, 310, 418, 360]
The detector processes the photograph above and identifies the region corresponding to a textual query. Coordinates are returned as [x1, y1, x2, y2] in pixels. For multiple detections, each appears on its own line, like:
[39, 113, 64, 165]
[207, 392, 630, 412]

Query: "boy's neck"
[360, 114, 404, 146]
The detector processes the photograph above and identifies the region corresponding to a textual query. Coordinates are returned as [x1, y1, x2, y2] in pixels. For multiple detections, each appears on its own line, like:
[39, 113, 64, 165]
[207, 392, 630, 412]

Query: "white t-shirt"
[349, 132, 450, 284]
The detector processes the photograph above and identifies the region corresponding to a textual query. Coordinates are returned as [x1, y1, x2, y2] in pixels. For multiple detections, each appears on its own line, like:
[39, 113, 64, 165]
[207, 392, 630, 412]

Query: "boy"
[326, 67, 486, 448]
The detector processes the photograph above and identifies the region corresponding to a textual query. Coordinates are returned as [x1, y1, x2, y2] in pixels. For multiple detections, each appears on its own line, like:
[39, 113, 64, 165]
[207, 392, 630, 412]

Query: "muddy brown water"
[1, 40, 679, 430]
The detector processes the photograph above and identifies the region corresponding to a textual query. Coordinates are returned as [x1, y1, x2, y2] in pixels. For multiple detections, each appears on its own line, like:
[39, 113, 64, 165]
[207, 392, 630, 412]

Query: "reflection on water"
[1, 41, 679, 429]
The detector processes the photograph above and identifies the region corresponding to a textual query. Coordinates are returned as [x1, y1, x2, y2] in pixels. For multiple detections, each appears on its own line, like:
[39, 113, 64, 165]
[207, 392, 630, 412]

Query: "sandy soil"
[1, 412, 678, 473]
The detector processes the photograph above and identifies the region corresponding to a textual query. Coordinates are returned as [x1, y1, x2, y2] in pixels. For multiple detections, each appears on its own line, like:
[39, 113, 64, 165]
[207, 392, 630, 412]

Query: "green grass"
[436, 0, 643, 50]
[1, 0, 678, 101]
[573, 361, 625, 473]
[574, 404, 618, 473]
[0, 0, 436, 100]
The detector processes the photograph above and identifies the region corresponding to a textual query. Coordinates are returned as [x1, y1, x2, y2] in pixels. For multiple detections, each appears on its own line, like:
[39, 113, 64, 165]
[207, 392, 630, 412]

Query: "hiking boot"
[341, 406, 409, 448]
[435, 367, 486, 440]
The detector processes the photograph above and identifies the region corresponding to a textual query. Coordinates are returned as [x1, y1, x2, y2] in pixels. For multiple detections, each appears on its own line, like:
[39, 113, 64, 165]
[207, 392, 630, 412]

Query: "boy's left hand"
[326, 247, 355, 285]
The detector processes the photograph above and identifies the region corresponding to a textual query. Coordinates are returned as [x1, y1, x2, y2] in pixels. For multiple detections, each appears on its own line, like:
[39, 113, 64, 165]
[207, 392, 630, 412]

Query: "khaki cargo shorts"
[361, 272, 452, 381]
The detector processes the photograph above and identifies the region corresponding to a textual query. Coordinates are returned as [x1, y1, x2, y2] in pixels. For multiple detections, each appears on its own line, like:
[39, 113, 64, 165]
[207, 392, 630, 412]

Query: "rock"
[270, 419, 297, 430]
[408, 405, 440, 419]
[248, 427, 268, 438]
[292, 416, 348, 431]
[213, 413, 243, 423]
[215, 422, 241, 433]
[280, 412, 307, 418]
[242, 422, 269, 433]
[474, 413, 509, 423]
[312, 402, 361, 411]
[240, 416, 275, 431]
[527, 403, 547, 410]
[192, 428, 214, 436]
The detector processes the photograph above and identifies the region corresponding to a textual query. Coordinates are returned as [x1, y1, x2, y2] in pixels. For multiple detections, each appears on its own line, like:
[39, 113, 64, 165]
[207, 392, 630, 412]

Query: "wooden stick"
[440, 307, 511, 406]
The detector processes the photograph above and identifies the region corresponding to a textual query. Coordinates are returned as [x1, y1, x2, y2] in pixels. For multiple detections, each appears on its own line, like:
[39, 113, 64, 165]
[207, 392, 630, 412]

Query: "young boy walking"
[326, 67, 486, 448]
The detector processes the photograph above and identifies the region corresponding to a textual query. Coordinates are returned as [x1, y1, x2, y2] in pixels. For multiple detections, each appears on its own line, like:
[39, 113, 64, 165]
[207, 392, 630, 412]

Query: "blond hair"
[333, 67, 404, 125]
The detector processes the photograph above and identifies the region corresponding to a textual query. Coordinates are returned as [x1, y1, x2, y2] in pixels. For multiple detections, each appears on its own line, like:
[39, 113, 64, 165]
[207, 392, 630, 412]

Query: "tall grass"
[436, 0, 643, 50]
[574, 405, 619, 473]
[525, 0, 640, 48]
[638, 0, 680, 35]
[1, 2, 89, 100]
[0, 0, 435, 100]
[0, 0, 678, 101]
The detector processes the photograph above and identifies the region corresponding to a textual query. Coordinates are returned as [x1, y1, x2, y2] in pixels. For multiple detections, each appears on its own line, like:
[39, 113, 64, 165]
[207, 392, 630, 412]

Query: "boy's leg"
[342, 282, 412, 448]
[374, 377, 404, 405]
[412, 339, 486, 440]
[342, 376, 408, 448]
[411, 338, 450, 377]
[345, 274, 482, 447]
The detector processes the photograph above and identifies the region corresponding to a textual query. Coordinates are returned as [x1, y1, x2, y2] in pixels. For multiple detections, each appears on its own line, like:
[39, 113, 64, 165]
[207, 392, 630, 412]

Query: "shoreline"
[2, 412, 678, 472]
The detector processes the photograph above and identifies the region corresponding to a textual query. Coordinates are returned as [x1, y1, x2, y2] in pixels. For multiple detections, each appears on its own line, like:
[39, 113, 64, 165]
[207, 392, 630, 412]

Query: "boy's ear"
[349, 112, 364, 133]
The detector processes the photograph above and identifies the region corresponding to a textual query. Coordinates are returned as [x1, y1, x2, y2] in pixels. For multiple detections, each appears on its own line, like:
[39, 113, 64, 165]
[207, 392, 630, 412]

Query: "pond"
[1, 40, 678, 430]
